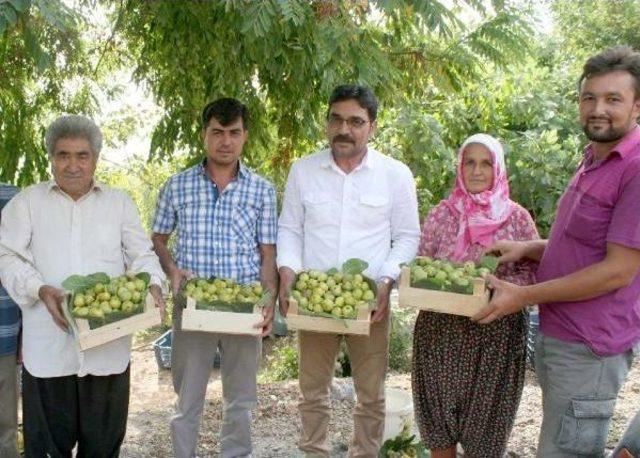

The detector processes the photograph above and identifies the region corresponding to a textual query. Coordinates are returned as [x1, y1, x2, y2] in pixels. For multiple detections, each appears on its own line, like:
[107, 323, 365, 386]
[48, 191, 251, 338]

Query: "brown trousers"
[298, 315, 390, 457]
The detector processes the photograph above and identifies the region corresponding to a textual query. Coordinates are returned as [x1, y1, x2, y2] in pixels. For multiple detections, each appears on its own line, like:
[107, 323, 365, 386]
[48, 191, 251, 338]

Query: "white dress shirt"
[277, 148, 420, 280]
[0, 181, 165, 377]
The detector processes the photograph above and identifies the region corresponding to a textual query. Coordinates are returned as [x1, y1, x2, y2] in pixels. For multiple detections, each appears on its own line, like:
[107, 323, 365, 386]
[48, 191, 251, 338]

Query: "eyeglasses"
[327, 114, 370, 129]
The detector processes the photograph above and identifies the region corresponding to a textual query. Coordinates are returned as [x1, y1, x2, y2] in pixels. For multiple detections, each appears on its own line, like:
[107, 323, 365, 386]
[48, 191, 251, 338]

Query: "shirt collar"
[198, 159, 248, 180]
[585, 124, 640, 161]
[47, 179, 104, 194]
[320, 147, 377, 171]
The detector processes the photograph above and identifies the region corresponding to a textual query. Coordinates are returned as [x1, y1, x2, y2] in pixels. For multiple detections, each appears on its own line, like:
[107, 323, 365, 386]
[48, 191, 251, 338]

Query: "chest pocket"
[303, 193, 336, 228]
[233, 203, 259, 246]
[176, 194, 208, 236]
[565, 193, 611, 248]
[357, 194, 390, 226]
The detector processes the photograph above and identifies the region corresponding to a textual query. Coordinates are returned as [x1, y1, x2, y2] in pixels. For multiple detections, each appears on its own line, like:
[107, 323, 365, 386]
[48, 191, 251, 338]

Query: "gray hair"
[44, 115, 103, 158]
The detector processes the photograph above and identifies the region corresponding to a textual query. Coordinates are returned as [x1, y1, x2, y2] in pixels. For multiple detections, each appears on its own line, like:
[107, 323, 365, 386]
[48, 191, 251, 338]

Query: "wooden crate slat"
[180, 297, 263, 336]
[285, 298, 371, 336]
[397, 266, 489, 317]
[74, 293, 162, 350]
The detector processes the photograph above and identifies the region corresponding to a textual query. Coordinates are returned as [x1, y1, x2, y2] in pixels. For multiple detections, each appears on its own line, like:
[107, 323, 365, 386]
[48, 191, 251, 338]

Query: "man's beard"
[582, 119, 628, 143]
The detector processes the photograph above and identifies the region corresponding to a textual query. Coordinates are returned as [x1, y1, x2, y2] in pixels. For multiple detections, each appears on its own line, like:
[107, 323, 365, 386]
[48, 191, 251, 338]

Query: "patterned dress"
[412, 200, 539, 457]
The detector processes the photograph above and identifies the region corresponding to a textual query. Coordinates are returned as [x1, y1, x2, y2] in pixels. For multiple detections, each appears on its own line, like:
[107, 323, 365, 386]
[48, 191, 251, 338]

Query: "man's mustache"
[332, 135, 355, 144]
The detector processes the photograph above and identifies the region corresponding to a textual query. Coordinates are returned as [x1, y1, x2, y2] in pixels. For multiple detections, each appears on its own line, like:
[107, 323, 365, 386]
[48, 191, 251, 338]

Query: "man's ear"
[368, 120, 377, 140]
[633, 97, 640, 120]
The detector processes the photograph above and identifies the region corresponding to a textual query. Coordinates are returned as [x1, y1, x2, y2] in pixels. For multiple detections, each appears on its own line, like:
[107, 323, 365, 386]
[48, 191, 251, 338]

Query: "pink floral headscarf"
[443, 133, 517, 261]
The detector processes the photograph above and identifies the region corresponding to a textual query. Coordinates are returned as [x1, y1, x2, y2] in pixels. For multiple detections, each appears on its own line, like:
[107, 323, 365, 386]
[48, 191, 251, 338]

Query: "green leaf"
[1, 4, 18, 24]
[62, 272, 110, 292]
[341, 258, 369, 276]
[479, 255, 499, 273]
[326, 267, 339, 275]
[8, 0, 29, 12]
[135, 271, 151, 286]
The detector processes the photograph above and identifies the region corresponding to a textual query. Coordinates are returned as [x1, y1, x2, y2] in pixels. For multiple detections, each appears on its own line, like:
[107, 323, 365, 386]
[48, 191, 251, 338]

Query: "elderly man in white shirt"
[278, 85, 420, 457]
[0, 115, 165, 458]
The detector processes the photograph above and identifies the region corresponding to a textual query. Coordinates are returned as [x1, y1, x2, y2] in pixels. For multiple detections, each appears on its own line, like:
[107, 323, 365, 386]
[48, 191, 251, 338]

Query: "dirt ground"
[120, 333, 640, 458]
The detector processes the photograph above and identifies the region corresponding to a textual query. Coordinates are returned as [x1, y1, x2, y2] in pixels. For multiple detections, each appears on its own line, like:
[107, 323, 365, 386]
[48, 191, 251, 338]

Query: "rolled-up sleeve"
[121, 193, 166, 289]
[378, 164, 420, 280]
[276, 164, 304, 273]
[0, 193, 45, 307]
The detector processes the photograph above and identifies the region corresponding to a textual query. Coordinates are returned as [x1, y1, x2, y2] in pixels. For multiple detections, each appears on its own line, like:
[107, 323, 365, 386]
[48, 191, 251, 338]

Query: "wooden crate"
[397, 266, 489, 317]
[181, 297, 263, 336]
[70, 293, 161, 350]
[285, 298, 371, 336]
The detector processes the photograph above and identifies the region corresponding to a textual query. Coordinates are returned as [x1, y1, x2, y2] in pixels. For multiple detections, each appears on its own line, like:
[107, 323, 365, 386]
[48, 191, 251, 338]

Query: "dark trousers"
[22, 366, 130, 458]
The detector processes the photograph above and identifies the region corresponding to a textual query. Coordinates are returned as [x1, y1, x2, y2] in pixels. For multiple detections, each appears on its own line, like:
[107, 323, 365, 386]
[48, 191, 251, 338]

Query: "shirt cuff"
[150, 275, 167, 295]
[26, 276, 45, 302]
[377, 261, 402, 282]
[276, 254, 302, 274]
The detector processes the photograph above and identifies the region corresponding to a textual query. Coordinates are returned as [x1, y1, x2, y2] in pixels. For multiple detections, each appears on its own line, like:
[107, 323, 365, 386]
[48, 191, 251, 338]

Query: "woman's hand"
[487, 239, 547, 263]
[486, 240, 529, 263]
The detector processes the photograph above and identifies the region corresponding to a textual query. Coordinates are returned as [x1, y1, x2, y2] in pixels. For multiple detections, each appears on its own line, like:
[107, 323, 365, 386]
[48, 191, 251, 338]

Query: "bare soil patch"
[121, 334, 640, 457]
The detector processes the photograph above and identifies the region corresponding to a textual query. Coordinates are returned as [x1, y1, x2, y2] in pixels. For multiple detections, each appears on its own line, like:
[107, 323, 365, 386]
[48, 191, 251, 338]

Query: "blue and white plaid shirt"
[152, 161, 277, 285]
[0, 183, 20, 356]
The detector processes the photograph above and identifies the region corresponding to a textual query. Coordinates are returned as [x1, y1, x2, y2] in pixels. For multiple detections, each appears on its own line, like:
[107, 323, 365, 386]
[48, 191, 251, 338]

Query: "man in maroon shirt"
[475, 46, 640, 457]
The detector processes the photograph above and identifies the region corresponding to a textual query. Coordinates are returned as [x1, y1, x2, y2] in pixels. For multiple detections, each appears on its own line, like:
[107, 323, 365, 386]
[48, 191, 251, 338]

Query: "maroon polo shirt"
[537, 125, 640, 356]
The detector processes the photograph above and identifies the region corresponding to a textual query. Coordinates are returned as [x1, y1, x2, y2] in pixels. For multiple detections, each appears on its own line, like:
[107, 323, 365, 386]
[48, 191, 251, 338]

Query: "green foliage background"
[1, 0, 640, 237]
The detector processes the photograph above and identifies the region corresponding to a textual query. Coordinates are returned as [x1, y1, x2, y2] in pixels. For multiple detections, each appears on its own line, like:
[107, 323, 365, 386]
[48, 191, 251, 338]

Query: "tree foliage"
[113, 0, 534, 184]
[2, 0, 640, 240]
[551, 0, 640, 58]
[377, 55, 584, 235]
[0, 0, 93, 185]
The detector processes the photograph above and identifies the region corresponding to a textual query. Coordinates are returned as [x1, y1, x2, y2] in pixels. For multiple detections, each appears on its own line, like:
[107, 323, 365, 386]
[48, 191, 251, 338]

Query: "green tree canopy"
[0, 0, 94, 185]
[113, 0, 533, 182]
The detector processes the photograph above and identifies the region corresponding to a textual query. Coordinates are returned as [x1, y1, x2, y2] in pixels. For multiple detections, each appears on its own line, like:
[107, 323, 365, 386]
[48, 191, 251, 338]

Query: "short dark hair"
[579, 46, 640, 99]
[327, 85, 379, 121]
[201, 98, 249, 130]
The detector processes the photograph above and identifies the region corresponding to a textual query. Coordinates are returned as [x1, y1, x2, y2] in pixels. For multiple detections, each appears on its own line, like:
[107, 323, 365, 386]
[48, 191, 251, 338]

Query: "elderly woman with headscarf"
[412, 134, 539, 458]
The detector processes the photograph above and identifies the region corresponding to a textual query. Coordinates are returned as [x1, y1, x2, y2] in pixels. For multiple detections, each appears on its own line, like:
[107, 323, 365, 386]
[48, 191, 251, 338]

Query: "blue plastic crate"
[152, 329, 221, 371]
[153, 330, 172, 370]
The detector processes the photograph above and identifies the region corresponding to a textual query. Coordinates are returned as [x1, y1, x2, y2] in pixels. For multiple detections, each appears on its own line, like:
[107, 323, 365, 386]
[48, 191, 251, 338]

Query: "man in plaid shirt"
[152, 98, 277, 458]
[0, 183, 19, 457]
